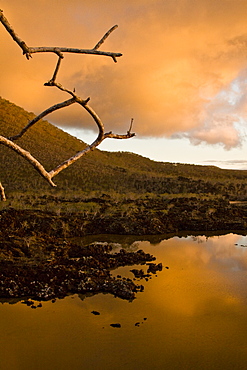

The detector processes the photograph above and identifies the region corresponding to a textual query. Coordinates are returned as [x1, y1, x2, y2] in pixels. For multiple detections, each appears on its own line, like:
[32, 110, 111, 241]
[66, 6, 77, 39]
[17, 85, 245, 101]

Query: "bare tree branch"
[7, 83, 135, 181]
[93, 25, 118, 50]
[28, 46, 122, 61]
[49, 55, 64, 84]
[9, 98, 77, 141]
[0, 9, 31, 58]
[0, 9, 135, 199]
[128, 118, 134, 135]
[0, 182, 6, 201]
[0, 10, 122, 62]
[0, 135, 56, 187]
[48, 94, 135, 178]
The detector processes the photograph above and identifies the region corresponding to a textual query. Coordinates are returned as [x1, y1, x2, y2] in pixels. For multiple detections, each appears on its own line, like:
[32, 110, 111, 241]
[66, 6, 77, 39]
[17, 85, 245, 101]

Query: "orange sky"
[0, 0, 247, 160]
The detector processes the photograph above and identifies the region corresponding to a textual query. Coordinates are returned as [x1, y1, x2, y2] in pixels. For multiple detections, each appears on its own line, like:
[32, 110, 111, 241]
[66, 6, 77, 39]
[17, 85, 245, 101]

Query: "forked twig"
[0, 10, 122, 61]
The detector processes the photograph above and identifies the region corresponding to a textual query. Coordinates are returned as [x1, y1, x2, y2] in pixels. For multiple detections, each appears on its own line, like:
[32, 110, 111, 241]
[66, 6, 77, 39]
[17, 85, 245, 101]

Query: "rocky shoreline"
[0, 196, 246, 302]
[0, 242, 160, 301]
[0, 197, 246, 238]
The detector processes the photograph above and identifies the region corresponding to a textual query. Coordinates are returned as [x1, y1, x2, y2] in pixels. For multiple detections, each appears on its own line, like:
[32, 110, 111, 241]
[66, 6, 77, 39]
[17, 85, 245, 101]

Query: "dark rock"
[22, 300, 34, 306]
[110, 323, 121, 328]
[0, 241, 157, 302]
[147, 262, 163, 274]
[91, 311, 100, 315]
[130, 269, 145, 279]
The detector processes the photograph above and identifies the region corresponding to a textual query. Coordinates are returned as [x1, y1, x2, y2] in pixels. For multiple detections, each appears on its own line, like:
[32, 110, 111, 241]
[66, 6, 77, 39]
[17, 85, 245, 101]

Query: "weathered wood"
[0, 135, 56, 187]
[0, 9, 135, 200]
[0, 9, 30, 58]
[9, 98, 77, 141]
[0, 182, 6, 201]
[0, 10, 121, 62]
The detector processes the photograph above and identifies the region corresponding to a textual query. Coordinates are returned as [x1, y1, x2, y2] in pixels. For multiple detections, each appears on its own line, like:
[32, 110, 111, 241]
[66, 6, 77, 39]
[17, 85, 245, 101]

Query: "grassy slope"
[0, 96, 247, 199]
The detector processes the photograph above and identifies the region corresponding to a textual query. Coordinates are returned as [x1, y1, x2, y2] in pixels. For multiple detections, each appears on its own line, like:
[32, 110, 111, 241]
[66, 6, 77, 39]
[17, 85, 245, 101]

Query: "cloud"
[176, 68, 247, 149]
[0, 0, 247, 149]
[204, 159, 247, 170]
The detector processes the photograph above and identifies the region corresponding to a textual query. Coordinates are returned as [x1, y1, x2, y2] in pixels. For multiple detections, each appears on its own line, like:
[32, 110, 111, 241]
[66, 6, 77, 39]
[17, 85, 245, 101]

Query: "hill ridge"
[0, 96, 246, 199]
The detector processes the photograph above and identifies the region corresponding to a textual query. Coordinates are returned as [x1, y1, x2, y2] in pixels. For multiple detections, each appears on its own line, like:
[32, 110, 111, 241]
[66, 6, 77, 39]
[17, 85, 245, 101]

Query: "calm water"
[1, 233, 247, 370]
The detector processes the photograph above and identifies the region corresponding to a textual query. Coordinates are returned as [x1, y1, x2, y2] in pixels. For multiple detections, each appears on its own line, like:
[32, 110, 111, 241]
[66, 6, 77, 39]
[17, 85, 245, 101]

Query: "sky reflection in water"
[1, 233, 247, 370]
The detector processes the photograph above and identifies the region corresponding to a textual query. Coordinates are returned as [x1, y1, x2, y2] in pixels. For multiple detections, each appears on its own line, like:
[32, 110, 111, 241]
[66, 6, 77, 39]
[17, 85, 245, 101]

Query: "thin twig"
[0, 10, 122, 61]
[9, 98, 77, 140]
[127, 118, 134, 135]
[0, 182, 6, 201]
[93, 25, 118, 50]
[0, 9, 31, 58]
[49, 55, 64, 84]
[44, 81, 90, 103]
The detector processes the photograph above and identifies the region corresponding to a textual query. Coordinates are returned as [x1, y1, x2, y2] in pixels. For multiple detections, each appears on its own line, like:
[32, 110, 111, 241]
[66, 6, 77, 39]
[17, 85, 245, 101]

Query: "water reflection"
[135, 234, 247, 317]
[1, 233, 247, 369]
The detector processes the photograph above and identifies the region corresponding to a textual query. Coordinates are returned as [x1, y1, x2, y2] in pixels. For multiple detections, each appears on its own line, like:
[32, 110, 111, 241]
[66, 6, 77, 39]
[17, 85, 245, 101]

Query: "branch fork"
[0, 10, 135, 201]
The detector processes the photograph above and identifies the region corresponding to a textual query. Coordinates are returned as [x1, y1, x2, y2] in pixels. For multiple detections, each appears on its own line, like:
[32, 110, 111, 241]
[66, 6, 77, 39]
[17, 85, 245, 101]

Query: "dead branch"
[0, 135, 56, 187]
[48, 88, 135, 178]
[28, 46, 122, 61]
[6, 82, 135, 180]
[0, 9, 30, 58]
[0, 9, 135, 199]
[0, 9, 122, 62]
[49, 55, 64, 84]
[127, 118, 134, 135]
[0, 182, 6, 201]
[9, 98, 77, 141]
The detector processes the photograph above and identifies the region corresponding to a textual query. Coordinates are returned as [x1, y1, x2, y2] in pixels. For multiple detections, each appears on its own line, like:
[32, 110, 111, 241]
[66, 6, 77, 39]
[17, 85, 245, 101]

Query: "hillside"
[0, 96, 247, 200]
[0, 98, 247, 304]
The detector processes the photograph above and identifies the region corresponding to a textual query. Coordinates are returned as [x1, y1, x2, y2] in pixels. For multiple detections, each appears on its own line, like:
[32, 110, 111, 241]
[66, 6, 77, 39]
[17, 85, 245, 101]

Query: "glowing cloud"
[0, 0, 247, 149]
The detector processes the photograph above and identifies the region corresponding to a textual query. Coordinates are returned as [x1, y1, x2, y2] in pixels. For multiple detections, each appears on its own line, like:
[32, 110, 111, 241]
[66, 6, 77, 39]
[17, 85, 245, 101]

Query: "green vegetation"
[0, 96, 247, 202]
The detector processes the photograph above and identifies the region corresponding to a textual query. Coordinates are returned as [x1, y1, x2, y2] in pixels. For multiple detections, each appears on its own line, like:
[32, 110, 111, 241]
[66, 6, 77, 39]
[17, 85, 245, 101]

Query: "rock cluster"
[0, 242, 159, 301]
